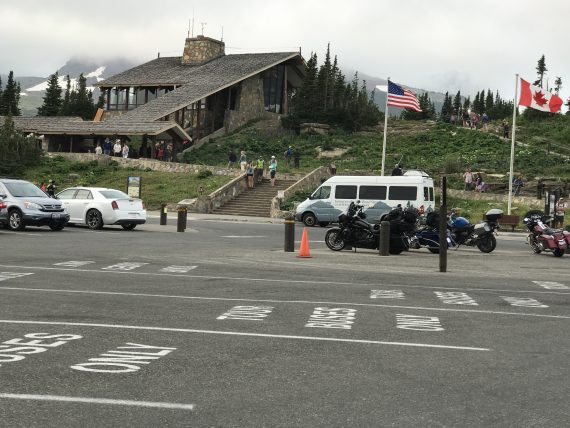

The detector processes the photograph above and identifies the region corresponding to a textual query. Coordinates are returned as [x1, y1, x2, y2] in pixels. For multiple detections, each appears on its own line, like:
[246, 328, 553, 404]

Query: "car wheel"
[49, 224, 65, 231]
[86, 209, 104, 230]
[302, 213, 317, 227]
[121, 223, 137, 230]
[8, 209, 26, 231]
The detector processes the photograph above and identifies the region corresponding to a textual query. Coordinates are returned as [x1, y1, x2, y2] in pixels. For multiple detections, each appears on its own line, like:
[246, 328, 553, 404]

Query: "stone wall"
[46, 152, 241, 176]
[181, 36, 225, 65]
[447, 189, 543, 209]
[224, 75, 266, 133]
[270, 166, 330, 218]
[178, 173, 248, 213]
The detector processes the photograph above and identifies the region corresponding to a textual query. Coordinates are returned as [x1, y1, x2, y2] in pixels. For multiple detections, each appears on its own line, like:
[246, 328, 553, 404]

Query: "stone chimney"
[181, 35, 225, 65]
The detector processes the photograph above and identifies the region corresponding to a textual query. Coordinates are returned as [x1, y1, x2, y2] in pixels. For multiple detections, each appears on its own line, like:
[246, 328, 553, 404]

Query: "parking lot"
[1, 219, 569, 426]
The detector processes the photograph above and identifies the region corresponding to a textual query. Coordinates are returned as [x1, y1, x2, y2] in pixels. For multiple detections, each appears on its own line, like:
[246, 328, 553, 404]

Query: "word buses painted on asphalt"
[0, 333, 82, 367]
[71, 343, 176, 373]
[0, 272, 34, 282]
[305, 307, 357, 329]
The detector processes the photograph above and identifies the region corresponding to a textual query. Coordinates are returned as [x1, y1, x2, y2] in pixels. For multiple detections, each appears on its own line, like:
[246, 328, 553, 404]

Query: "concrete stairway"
[213, 178, 297, 217]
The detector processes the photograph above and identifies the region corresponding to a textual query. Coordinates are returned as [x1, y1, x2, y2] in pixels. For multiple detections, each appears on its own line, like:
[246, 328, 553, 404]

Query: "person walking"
[502, 120, 509, 138]
[39, 181, 46, 192]
[284, 146, 293, 166]
[246, 162, 255, 189]
[239, 151, 247, 171]
[555, 198, 566, 228]
[46, 180, 56, 198]
[463, 168, 474, 191]
[269, 156, 277, 186]
[103, 138, 112, 155]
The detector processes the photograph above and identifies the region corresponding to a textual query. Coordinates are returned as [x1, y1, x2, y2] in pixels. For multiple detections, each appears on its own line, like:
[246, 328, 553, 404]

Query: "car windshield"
[4, 181, 46, 197]
[99, 190, 130, 199]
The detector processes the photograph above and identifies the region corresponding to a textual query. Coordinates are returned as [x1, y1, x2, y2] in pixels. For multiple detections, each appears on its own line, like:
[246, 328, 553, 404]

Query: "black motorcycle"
[325, 202, 418, 255]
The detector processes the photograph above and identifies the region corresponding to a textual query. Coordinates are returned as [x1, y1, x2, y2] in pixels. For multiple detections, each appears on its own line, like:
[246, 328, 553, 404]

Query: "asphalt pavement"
[0, 216, 569, 427]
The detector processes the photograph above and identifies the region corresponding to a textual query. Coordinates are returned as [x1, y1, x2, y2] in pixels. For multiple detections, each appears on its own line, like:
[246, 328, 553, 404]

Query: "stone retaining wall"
[447, 189, 543, 209]
[47, 152, 241, 176]
[270, 166, 330, 218]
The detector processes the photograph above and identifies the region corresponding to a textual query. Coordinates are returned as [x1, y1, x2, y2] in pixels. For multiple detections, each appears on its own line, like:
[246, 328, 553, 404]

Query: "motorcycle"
[447, 208, 502, 253]
[523, 210, 570, 257]
[410, 210, 452, 254]
[325, 202, 418, 254]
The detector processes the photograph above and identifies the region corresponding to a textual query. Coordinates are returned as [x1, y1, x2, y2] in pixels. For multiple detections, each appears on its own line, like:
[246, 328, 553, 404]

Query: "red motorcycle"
[523, 210, 570, 257]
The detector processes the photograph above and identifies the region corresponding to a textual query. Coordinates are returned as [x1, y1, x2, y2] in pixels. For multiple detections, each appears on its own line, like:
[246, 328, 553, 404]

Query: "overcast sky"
[1, 0, 569, 101]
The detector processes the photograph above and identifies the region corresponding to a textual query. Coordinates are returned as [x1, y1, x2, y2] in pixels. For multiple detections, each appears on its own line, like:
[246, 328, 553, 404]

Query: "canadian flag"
[519, 78, 563, 113]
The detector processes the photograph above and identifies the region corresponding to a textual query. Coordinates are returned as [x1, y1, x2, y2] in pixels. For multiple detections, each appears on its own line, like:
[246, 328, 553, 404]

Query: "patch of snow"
[85, 66, 106, 79]
[20, 92, 28, 96]
[26, 75, 78, 92]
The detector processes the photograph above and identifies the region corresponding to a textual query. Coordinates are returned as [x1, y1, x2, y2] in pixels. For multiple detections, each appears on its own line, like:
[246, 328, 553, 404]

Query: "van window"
[423, 187, 429, 201]
[335, 185, 357, 199]
[312, 186, 331, 200]
[429, 187, 434, 201]
[388, 186, 417, 200]
[359, 185, 387, 199]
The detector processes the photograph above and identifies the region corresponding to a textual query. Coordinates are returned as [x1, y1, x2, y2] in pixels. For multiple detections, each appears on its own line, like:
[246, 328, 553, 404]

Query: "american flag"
[387, 81, 422, 112]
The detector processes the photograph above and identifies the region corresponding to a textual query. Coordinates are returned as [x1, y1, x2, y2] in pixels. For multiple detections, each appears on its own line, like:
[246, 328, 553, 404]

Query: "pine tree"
[0, 115, 43, 176]
[0, 71, 21, 116]
[452, 91, 461, 113]
[60, 75, 72, 115]
[462, 96, 471, 111]
[484, 90, 494, 114]
[0, 77, 3, 114]
[38, 72, 63, 116]
[534, 55, 547, 88]
[554, 77, 562, 95]
[71, 73, 95, 119]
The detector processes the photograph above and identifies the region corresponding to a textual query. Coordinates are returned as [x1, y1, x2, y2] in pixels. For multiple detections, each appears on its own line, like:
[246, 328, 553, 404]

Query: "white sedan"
[56, 187, 146, 230]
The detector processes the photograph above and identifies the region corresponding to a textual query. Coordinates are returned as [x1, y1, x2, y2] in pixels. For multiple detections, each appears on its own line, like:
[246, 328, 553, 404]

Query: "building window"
[263, 65, 285, 113]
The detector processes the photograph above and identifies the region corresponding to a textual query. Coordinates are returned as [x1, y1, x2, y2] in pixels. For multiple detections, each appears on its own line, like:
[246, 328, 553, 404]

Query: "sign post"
[126, 176, 142, 198]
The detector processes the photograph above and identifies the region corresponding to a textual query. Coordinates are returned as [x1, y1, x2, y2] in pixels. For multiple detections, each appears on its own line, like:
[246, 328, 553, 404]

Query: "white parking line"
[0, 320, 490, 351]
[1, 286, 569, 320]
[0, 393, 195, 410]
[0, 263, 569, 297]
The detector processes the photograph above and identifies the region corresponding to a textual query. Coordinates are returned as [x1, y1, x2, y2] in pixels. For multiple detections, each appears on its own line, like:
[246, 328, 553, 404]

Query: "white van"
[294, 172, 435, 226]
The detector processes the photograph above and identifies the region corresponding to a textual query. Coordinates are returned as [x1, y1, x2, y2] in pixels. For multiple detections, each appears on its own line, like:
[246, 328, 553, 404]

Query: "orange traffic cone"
[297, 227, 312, 258]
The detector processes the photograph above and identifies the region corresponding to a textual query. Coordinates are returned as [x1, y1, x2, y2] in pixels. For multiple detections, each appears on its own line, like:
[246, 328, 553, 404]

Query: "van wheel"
[302, 213, 317, 227]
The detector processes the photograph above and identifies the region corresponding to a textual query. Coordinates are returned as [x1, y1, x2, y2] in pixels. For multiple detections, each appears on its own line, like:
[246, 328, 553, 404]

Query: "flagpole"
[507, 73, 519, 215]
[381, 77, 390, 176]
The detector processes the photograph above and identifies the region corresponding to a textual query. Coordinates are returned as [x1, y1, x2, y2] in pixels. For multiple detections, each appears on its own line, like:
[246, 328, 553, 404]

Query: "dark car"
[0, 178, 70, 231]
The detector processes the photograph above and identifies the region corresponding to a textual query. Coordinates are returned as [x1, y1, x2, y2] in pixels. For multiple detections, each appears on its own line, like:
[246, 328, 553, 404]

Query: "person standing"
[246, 162, 255, 189]
[284, 146, 293, 166]
[256, 156, 265, 184]
[122, 143, 129, 158]
[46, 180, 56, 198]
[103, 138, 112, 155]
[113, 139, 122, 157]
[391, 164, 403, 176]
[463, 168, 474, 191]
[555, 198, 566, 228]
[95, 143, 102, 155]
[227, 150, 237, 169]
[40, 181, 46, 192]
[269, 155, 277, 186]
[239, 151, 247, 171]
[502, 120, 509, 138]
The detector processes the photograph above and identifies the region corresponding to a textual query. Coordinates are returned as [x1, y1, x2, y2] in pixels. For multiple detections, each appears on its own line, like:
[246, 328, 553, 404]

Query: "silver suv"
[0, 178, 70, 231]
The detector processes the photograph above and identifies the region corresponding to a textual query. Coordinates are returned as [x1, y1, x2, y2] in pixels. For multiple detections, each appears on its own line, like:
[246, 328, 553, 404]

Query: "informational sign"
[126, 176, 141, 198]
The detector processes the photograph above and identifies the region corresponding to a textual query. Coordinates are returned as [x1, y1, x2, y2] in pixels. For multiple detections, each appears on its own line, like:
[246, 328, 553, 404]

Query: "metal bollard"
[160, 203, 168, 225]
[284, 217, 295, 252]
[177, 206, 187, 232]
[378, 221, 390, 256]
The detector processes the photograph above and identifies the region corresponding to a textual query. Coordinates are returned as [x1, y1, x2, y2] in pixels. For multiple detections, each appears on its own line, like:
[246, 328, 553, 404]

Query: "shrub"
[197, 169, 213, 179]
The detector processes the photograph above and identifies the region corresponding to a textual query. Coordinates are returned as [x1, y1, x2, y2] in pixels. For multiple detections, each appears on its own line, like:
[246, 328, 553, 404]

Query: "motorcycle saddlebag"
[563, 231, 570, 245]
[473, 222, 490, 236]
[542, 235, 557, 249]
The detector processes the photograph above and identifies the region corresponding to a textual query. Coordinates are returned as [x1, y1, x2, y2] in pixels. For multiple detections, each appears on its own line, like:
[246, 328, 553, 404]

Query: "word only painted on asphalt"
[305, 307, 357, 329]
[396, 315, 444, 331]
[0, 333, 82, 367]
[0, 272, 34, 282]
[71, 343, 176, 373]
[533, 281, 569, 290]
[370, 289, 405, 299]
[217, 306, 274, 321]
